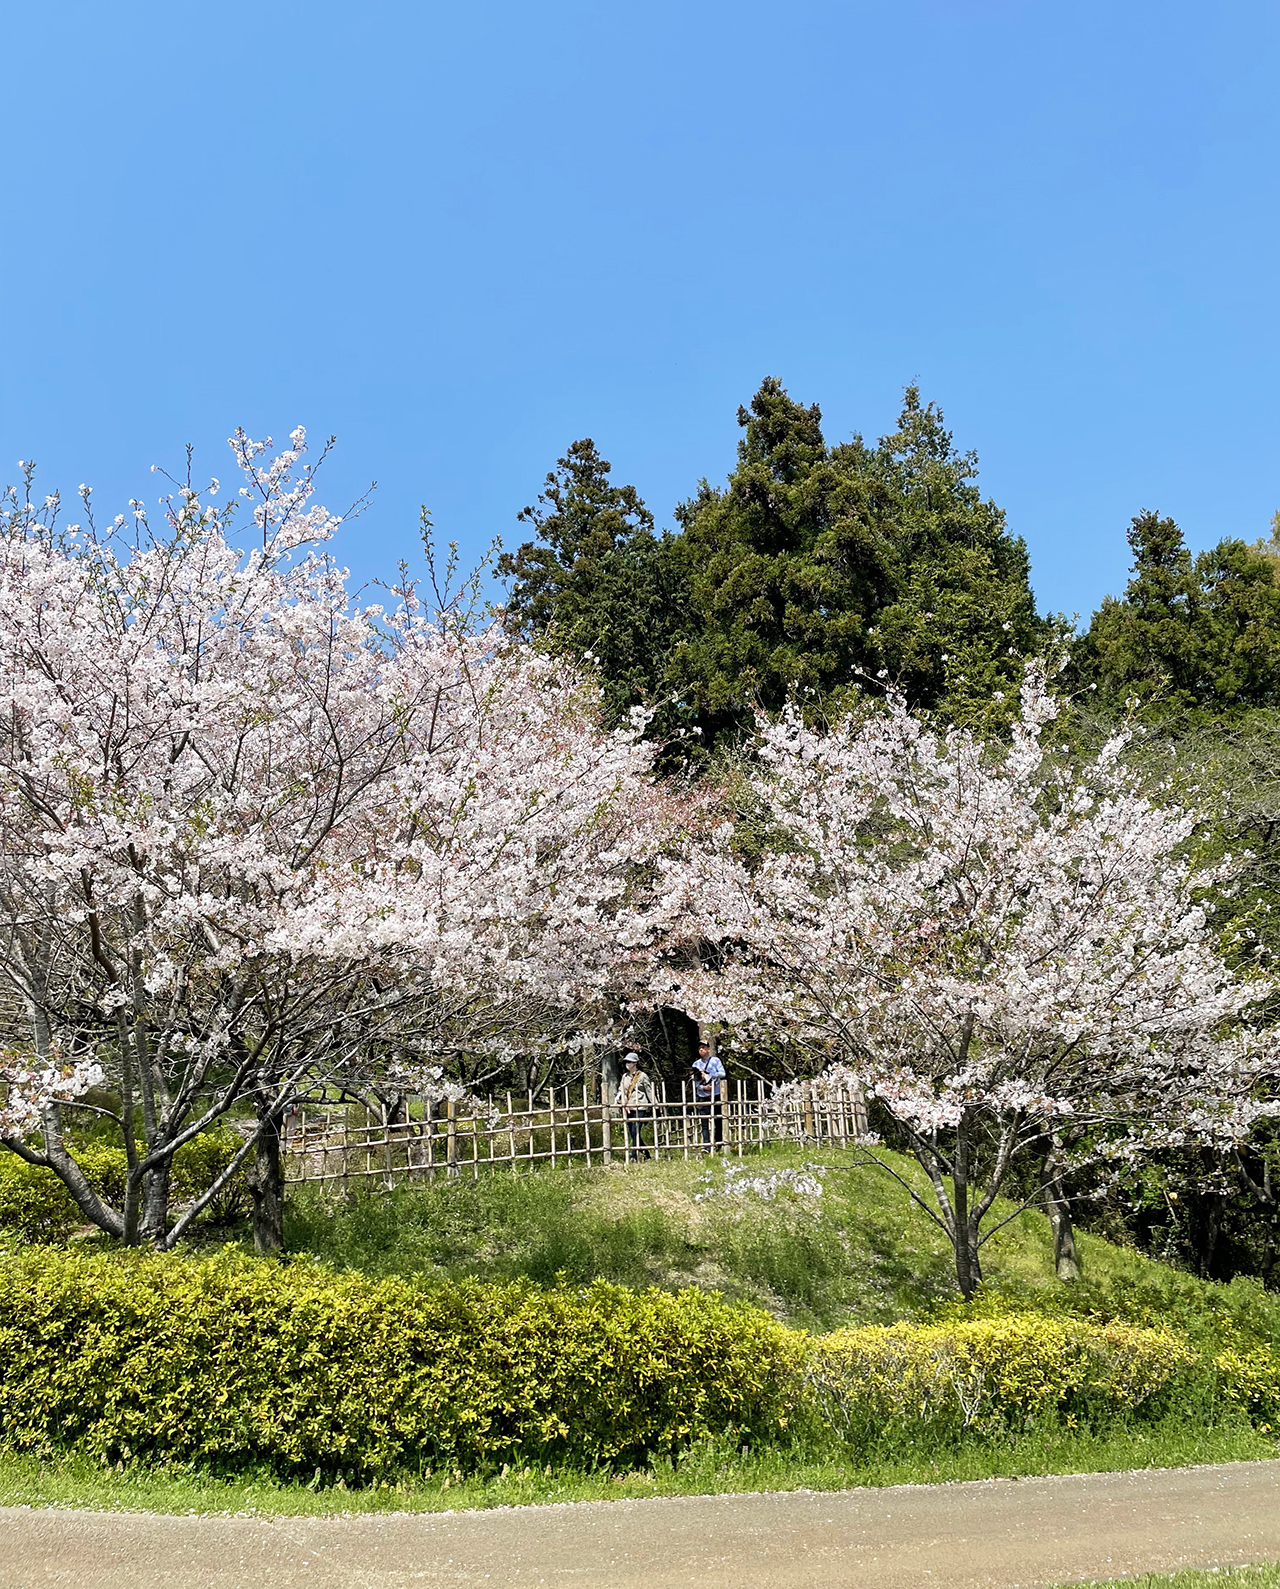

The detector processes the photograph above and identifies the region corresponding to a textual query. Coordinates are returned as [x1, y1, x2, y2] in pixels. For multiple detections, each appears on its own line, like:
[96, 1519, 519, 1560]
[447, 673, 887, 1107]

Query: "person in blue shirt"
[693, 1041, 726, 1148]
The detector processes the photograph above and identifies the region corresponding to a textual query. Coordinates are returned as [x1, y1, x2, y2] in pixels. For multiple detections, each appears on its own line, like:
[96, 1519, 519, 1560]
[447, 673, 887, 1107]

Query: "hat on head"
[624, 1051, 640, 1066]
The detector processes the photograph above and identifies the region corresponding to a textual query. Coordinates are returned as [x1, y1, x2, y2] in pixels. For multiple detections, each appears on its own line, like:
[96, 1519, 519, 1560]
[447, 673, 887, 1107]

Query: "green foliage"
[502, 383, 1048, 756]
[0, 1131, 247, 1243]
[496, 438, 689, 728]
[280, 1147, 1280, 1339]
[2, 1242, 1274, 1491]
[280, 1150, 964, 1328]
[1054, 1570, 1280, 1589]
[1072, 511, 1280, 721]
[807, 1313, 1204, 1451]
[1213, 1345, 1280, 1426]
[4, 1419, 1277, 1515]
[0, 1160, 76, 1244]
[856, 388, 1050, 732]
[670, 381, 1047, 742]
[0, 1248, 804, 1479]
[3, 1149, 1279, 1490]
[666, 378, 895, 744]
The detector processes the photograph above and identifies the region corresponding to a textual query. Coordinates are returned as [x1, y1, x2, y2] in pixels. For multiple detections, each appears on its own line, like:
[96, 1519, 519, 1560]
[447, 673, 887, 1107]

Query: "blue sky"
[3, 0, 1278, 622]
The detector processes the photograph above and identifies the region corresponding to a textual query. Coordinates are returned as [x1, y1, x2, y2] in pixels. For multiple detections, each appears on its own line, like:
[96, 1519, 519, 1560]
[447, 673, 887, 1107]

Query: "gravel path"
[3, 1460, 1280, 1589]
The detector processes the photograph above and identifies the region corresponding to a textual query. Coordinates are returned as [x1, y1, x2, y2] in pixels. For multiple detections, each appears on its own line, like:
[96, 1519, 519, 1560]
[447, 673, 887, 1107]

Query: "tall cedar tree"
[670, 380, 1046, 741]
[497, 439, 688, 728]
[665, 378, 895, 746]
[856, 386, 1047, 728]
[1072, 510, 1280, 720]
[502, 382, 1046, 750]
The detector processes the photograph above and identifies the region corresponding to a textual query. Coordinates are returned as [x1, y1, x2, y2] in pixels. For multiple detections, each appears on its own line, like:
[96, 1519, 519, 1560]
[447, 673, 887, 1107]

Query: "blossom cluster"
[693, 1161, 828, 1203]
[674, 665, 1280, 1174]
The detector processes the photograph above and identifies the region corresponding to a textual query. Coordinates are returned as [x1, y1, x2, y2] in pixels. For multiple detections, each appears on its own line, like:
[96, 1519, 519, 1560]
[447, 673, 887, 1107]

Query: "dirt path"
[3, 1460, 1279, 1589]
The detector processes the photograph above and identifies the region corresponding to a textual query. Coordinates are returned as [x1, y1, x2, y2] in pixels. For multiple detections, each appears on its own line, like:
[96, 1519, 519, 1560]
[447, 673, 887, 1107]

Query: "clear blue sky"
[3, 0, 1278, 622]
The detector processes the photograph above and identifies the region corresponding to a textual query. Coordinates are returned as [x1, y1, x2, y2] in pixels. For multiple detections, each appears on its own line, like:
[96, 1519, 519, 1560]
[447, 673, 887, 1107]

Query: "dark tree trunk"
[1040, 1137, 1081, 1282]
[1197, 1192, 1224, 1281]
[953, 1119, 979, 1301]
[248, 1110, 285, 1256]
[138, 1156, 173, 1246]
[384, 1090, 409, 1128]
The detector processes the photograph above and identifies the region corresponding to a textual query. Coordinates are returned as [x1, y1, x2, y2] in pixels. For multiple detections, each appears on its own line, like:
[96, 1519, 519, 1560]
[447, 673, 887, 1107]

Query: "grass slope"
[277, 1143, 1280, 1349]
[1060, 1570, 1280, 1589]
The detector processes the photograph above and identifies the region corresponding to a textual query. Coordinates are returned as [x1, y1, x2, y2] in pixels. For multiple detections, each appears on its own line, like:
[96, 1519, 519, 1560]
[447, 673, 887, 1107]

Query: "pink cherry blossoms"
[675, 667, 1280, 1296]
[0, 435, 683, 1248]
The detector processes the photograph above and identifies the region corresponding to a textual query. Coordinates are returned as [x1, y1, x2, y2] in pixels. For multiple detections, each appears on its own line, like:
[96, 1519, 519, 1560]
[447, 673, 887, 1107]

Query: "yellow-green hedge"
[807, 1313, 1206, 1442]
[1, 1247, 1274, 1482]
[0, 1134, 245, 1243]
[0, 1248, 803, 1478]
[1212, 1347, 1280, 1426]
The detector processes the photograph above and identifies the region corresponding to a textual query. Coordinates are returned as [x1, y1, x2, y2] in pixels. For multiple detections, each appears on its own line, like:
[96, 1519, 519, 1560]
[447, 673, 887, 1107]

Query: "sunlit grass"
[1, 1422, 1274, 1518]
[269, 1143, 1280, 1347]
[1060, 1568, 1280, 1589]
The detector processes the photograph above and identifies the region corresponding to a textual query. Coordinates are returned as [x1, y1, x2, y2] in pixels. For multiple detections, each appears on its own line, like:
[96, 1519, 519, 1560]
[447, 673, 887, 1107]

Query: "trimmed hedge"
[0, 1134, 245, 1243]
[1, 1248, 1274, 1483]
[1212, 1347, 1280, 1426]
[0, 1249, 803, 1478]
[806, 1314, 1205, 1447]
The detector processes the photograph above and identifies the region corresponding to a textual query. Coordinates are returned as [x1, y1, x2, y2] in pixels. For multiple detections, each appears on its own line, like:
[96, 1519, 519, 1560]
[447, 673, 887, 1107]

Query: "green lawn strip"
[2, 1426, 1274, 1519]
[1052, 1569, 1280, 1589]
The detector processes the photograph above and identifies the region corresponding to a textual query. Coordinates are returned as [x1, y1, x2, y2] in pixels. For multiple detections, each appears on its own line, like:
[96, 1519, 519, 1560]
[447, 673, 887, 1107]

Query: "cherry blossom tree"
[679, 668, 1280, 1298]
[0, 434, 686, 1251]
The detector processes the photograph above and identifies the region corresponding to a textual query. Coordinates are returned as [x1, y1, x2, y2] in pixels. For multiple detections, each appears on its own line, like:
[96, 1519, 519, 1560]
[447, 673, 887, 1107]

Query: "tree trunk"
[248, 1110, 285, 1256]
[1040, 1137, 1081, 1282]
[1198, 1191, 1223, 1281]
[138, 1155, 173, 1246]
[384, 1090, 409, 1129]
[953, 1119, 978, 1301]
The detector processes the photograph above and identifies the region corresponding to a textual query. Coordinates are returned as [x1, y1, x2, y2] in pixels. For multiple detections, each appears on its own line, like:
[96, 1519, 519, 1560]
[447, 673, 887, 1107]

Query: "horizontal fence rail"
[283, 1079, 869, 1186]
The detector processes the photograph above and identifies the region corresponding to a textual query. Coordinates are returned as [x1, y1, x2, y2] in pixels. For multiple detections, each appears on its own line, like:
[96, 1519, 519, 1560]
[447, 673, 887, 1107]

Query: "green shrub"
[0, 1133, 247, 1243]
[0, 1248, 805, 1478]
[806, 1313, 1204, 1451]
[0, 1160, 77, 1244]
[1213, 1346, 1280, 1426]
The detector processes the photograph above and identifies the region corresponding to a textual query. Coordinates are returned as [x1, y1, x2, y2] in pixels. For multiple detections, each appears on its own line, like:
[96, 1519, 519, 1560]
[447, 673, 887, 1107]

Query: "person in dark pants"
[614, 1051, 656, 1161]
[693, 1041, 726, 1147]
[692, 1061, 714, 1147]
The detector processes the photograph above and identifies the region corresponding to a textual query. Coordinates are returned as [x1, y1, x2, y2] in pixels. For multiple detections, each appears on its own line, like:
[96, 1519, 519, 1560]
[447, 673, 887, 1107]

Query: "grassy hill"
[278, 1143, 1280, 1352]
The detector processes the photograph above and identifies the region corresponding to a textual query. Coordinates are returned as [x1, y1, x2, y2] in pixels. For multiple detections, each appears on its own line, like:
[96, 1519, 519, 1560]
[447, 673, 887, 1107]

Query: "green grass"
[272, 1144, 1280, 1348]
[1, 1422, 1274, 1518]
[1062, 1570, 1280, 1589]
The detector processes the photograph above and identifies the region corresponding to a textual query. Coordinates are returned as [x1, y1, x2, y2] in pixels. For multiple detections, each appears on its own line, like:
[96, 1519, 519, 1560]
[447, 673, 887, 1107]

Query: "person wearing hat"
[614, 1052, 656, 1162]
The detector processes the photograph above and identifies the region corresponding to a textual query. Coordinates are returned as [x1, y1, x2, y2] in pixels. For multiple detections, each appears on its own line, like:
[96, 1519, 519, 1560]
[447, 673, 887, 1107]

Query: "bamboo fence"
[283, 1077, 868, 1186]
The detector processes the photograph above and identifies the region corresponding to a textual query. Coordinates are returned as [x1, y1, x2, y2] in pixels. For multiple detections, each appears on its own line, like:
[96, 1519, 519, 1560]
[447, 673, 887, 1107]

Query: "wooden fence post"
[446, 1097, 458, 1180]
[601, 1060, 613, 1164]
